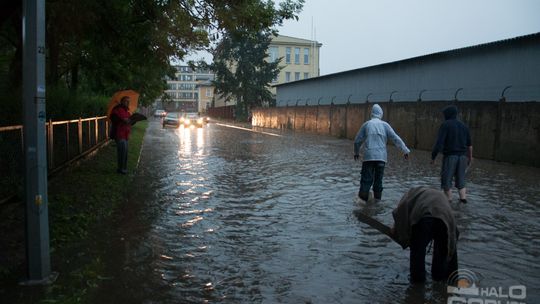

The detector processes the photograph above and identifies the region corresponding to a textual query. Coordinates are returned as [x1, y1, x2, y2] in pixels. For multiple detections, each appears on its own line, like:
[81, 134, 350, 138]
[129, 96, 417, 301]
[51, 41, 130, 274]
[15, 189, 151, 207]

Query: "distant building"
[164, 66, 214, 112]
[164, 34, 323, 111]
[268, 35, 322, 97]
[195, 76, 214, 114]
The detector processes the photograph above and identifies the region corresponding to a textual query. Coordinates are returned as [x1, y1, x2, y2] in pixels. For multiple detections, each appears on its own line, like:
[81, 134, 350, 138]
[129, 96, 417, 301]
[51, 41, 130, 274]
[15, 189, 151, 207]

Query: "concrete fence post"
[316, 97, 323, 133]
[329, 97, 336, 135]
[493, 86, 511, 160]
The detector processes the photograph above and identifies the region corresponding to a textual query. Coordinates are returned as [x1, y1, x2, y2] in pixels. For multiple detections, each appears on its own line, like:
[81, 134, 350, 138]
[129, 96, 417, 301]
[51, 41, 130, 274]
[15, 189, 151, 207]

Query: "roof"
[270, 34, 322, 47]
[276, 32, 540, 87]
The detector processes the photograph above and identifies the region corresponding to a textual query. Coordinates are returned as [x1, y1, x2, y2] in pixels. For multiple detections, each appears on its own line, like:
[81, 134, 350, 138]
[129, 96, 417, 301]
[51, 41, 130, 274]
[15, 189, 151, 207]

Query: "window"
[205, 88, 213, 97]
[168, 83, 176, 90]
[294, 47, 300, 64]
[168, 92, 176, 98]
[269, 46, 279, 62]
[179, 92, 193, 99]
[304, 48, 309, 64]
[285, 72, 291, 82]
[179, 83, 195, 90]
[181, 75, 193, 81]
[285, 47, 291, 64]
[304, 72, 309, 79]
[295, 72, 300, 81]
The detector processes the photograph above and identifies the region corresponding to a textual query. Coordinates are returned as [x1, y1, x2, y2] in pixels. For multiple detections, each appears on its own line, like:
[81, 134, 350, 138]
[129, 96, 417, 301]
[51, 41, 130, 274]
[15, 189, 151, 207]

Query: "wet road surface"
[91, 119, 540, 303]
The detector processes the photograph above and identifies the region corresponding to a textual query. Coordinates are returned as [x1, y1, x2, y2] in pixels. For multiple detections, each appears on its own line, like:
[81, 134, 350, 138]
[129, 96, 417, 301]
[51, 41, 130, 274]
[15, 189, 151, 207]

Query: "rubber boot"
[374, 191, 382, 200]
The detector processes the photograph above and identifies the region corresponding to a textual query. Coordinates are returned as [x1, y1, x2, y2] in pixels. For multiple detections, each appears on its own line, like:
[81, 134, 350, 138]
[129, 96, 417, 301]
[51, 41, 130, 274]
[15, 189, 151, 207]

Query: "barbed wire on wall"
[275, 84, 540, 107]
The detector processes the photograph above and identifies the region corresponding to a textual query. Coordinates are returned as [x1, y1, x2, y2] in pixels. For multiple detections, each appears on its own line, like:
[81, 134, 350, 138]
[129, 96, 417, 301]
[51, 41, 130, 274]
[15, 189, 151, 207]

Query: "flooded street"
[92, 119, 539, 303]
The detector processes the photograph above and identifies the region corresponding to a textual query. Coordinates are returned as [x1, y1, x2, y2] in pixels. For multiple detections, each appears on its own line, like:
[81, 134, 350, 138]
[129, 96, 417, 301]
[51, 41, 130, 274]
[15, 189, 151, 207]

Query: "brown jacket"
[392, 187, 457, 259]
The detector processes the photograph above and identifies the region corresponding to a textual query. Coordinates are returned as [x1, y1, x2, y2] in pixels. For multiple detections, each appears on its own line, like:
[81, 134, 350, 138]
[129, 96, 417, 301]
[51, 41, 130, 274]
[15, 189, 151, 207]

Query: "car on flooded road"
[182, 113, 204, 128]
[162, 112, 180, 128]
[154, 109, 167, 117]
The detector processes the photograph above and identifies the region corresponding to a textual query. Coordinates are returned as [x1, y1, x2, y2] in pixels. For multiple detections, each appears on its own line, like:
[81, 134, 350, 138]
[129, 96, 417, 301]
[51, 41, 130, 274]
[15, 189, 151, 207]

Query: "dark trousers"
[116, 139, 128, 173]
[359, 161, 385, 200]
[410, 217, 458, 282]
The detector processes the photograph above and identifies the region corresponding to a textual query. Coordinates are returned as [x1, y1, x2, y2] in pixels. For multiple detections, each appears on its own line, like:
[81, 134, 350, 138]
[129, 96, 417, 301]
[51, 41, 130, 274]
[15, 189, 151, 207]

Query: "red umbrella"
[106, 90, 139, 119]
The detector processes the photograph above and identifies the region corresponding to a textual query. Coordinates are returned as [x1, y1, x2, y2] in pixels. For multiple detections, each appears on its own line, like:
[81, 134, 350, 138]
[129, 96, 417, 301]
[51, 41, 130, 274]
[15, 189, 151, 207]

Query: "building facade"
[195, 78, 214, 114]
[164, 66, 214, 112]
[162, 35, 322, 111]
[268, 35, 322, 96]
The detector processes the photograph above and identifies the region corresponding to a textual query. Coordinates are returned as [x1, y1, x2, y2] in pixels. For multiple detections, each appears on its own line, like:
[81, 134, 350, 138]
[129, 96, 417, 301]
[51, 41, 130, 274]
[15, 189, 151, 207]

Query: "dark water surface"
[91, 120, 539, 303]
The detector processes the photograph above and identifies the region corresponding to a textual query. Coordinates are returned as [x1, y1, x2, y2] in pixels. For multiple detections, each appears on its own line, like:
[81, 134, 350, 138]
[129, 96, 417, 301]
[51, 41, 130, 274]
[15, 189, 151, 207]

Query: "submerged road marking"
[215, 123, 282, 137]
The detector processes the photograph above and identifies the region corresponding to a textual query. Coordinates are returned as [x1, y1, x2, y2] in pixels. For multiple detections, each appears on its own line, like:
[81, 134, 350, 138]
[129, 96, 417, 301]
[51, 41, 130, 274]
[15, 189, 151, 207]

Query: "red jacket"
[111, 105, 131, 140]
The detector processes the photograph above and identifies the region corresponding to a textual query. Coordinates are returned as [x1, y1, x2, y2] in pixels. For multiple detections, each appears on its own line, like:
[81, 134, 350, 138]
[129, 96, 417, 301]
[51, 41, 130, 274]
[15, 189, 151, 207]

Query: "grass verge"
[0, 121, 148, 303]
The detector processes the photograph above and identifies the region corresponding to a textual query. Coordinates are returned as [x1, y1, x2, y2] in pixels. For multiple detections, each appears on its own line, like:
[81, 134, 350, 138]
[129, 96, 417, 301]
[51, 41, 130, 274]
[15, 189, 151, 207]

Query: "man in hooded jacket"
[431, 105, 473, 203]
[354, 104, 410, 202]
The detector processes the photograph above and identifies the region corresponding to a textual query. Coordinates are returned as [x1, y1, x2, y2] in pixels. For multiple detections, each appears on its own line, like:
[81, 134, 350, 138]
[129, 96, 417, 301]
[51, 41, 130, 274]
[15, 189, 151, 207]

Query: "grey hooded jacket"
[353, 104, 410, 162]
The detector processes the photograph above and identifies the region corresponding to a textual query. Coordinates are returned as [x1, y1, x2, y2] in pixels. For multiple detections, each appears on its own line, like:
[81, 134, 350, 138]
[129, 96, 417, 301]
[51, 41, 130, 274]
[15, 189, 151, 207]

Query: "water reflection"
[90, 120, 540, 303]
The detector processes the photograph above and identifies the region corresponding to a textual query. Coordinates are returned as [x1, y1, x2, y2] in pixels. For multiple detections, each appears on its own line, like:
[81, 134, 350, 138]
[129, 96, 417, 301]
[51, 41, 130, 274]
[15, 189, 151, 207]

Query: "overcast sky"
[276, 0, 540, 75]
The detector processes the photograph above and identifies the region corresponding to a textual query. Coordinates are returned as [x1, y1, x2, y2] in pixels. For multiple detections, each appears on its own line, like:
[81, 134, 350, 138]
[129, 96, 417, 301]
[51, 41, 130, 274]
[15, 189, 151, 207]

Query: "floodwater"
[91, 120, 539, 303]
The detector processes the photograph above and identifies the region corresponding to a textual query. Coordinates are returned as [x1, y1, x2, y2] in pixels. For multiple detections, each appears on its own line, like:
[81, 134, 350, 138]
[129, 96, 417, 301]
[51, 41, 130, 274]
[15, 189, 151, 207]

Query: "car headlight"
[185, 119, 190, 124]
[197, 118, 203, 124]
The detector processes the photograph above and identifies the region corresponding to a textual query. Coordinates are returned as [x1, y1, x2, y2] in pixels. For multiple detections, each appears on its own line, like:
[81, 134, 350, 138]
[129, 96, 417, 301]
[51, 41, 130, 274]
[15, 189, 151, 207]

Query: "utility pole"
[21, 0, 56, 284]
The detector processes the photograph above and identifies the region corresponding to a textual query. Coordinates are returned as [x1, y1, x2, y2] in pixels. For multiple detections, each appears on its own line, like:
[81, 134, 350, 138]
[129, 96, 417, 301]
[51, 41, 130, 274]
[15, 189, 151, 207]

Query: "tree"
[0, 0, 303, 121]
[211, 30, 281, 120]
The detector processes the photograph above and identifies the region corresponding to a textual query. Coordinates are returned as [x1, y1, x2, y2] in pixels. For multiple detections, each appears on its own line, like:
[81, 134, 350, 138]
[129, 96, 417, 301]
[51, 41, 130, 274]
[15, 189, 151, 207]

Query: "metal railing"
[0, 116, 110, 203]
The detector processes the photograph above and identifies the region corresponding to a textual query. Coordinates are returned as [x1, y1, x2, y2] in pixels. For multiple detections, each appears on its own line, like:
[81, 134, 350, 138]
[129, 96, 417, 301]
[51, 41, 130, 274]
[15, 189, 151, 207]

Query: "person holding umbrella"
[110, 96, 132, 174]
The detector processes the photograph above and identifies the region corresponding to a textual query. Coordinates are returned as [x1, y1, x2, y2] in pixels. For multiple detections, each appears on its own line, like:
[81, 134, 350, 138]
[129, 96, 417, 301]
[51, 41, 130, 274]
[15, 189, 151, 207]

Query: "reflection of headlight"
[185, 119, 191, 124]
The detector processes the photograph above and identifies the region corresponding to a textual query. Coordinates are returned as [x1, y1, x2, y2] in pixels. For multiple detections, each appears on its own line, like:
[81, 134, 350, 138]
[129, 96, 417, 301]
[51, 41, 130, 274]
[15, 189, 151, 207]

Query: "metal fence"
[0, 116, 110, 203]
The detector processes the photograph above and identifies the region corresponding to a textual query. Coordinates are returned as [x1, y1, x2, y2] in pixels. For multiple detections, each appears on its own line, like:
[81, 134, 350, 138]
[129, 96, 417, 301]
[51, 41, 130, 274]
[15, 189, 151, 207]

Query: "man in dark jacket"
[431, 105, 473, 203]
[392, 187, 459, 282]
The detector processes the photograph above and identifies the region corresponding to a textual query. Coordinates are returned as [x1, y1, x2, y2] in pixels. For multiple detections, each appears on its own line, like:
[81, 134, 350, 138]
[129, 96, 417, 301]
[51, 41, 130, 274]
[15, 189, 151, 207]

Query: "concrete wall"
[252, 101, 540, 167]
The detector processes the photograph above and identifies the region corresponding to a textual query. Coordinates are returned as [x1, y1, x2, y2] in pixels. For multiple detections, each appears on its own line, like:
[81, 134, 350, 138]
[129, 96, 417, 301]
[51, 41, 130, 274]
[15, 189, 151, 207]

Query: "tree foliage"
[210, 30, 281, 120]
[201, 0, 304, 120]
[0, 0, 304, 122]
